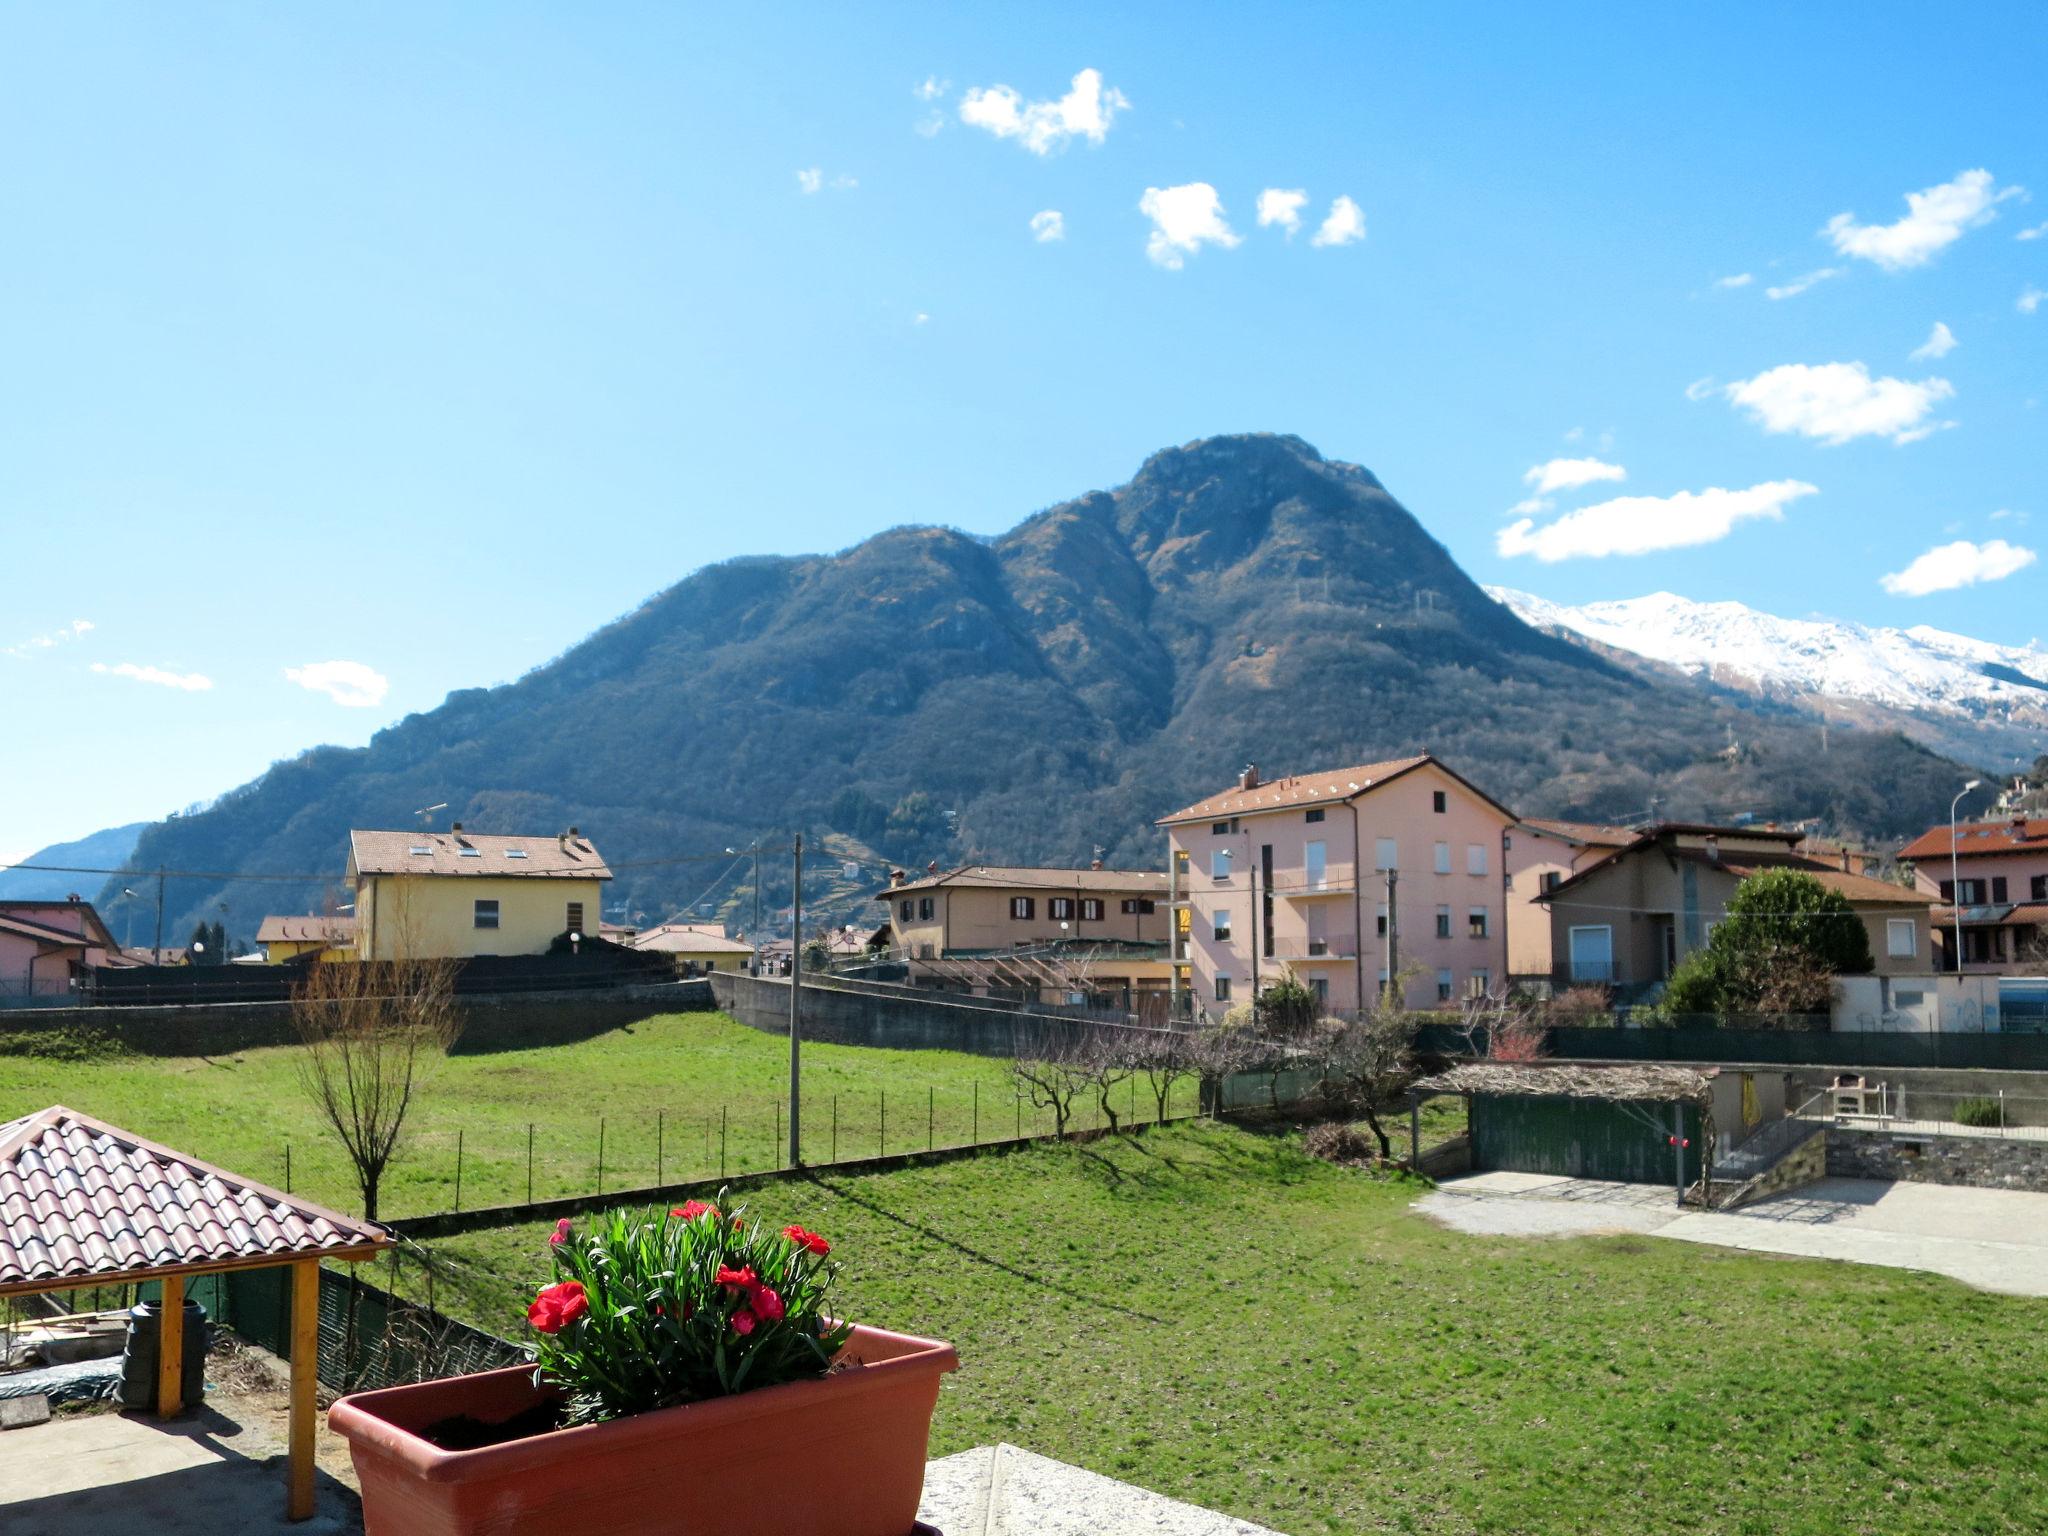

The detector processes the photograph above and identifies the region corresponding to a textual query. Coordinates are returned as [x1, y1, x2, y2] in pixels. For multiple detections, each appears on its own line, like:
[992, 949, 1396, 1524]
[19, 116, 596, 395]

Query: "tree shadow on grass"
[802, 1170, 1170, 1326]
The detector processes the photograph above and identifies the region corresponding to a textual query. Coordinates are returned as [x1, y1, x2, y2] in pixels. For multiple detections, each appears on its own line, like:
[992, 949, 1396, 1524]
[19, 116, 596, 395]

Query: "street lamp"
[1951, 779, 1982, 973]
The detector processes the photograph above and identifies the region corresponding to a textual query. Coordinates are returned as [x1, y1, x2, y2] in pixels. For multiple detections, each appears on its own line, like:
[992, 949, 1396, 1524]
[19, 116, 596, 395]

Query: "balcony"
[1269, 938, 1362, 962]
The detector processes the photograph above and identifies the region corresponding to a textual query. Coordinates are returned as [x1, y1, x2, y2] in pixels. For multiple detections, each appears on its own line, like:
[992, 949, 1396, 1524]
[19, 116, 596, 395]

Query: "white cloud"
[285, 659, 389, 707]
[958, 67, 1128, 155]
[1765, 266, 1841, 300]
[91, 661, 212, 692]
[914, 76, 948, 102]
[1256, 188, 1308, 236]
[1507, 496, 1552, 518]
[1523, 456, 1626, 495]
[1138, 183, 1240, 270]
[912, 311, 930, 326]
[1310, 195, 1366, 248]
[1722, 361, 1954, 446]
[914, 113, 945, 139]
[2020, 286, 2047, 316]
[1030, 209, 1065, 243]
[1989, 507, 2030, 525]
[3, 618, 93, 659]
[1910, 321, 1958, 360]
[2018, 221, 2048, 242]
[796, 168, 822, 195]
[1713, 273, 1753, 289]
[1497, 480, 1817, 562]
[1879, 538, 2038, 596]
[1683, 376, 1718, 402]
[1824, 168, 2023, 270]
[831, 173, 858, 190]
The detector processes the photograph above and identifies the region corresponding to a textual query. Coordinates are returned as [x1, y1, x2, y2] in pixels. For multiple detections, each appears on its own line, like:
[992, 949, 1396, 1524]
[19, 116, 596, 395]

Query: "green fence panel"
[1470, 1095, 1701, 1185]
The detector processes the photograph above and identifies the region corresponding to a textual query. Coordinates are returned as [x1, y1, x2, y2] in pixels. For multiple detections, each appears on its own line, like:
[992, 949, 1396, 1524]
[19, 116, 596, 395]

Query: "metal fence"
[1415, 1021, 2048, 1071]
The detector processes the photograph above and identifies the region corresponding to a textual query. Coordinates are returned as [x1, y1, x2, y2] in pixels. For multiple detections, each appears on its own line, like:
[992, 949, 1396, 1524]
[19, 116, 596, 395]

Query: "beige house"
[1536, 823, 1935, 994]
[255, 914, 357, 964]
[1504, 818, 1637, 984]
[875, 864, 1176, 1015]
[630, 922, 756, 973]
[347, 825, 610, 960]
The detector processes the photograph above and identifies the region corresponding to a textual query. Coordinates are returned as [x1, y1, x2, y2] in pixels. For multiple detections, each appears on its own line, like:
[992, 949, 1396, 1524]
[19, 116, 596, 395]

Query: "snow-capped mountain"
[1488, 587, 2048, 767]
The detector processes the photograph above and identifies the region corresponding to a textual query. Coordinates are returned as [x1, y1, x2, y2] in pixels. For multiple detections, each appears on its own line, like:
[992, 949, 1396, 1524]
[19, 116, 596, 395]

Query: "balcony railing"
[1268, 938, 1362, 961]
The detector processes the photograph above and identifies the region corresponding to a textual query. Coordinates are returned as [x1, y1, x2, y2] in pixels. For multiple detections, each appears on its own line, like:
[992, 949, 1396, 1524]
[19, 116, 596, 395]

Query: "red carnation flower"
[730, 1308, 757, 1336]
[752, 1285, 785, 1323]
[548, 1217, 573, 1247]
[715, 1264, 758, 1292]
[671, 1200, 717, 1221]
[527, 1280, 589, 1334]
[781, 1225, 830, 1257]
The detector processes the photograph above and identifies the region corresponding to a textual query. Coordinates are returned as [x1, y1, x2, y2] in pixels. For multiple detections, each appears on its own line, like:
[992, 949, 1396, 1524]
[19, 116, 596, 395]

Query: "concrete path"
[1418, 1173, 2048, 1297]
[920, 1442, 1283, 1535]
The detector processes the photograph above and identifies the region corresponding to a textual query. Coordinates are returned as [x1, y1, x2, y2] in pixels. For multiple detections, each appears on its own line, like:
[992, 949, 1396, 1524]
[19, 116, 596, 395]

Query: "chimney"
[926, 860, 940, 876]
[1704, 834, 1721, 865]
[1840, 848, 1851, 872]
[1238, 763, 1259, 791]
[1090, 859, 1103, 871]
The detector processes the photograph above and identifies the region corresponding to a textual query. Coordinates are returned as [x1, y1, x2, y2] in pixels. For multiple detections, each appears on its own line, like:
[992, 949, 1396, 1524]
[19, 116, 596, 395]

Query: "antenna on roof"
[414, 802, 449, 826]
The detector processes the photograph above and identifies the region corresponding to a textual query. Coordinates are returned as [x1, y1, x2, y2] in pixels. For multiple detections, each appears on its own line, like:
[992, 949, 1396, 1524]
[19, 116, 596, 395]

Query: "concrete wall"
[0, 980, 712, 1056]
[1833, 974, 2005, 1033]
[1826, 1126, 2048, 1192]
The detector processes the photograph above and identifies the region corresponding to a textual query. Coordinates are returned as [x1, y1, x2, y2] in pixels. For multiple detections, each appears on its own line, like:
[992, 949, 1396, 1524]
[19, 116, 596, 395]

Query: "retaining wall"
[1824, 1126, 2048, 1192]
[0, 980, 713, 1056]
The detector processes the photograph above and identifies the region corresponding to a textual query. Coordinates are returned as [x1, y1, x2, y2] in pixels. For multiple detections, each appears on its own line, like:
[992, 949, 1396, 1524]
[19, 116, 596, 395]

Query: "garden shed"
[1411, 1063, 1716, 1189]
[0, 1104, 392, 1521]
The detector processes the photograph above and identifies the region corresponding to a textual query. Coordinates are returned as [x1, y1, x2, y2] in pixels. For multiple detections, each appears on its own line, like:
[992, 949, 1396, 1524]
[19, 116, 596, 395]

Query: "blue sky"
[2, 2, 2044, 861]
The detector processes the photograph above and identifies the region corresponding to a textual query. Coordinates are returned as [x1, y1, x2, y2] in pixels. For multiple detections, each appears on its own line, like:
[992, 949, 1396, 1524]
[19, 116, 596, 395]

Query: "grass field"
[394, 1123, 2048, 1536]
[0, 1011, 1197, 1219]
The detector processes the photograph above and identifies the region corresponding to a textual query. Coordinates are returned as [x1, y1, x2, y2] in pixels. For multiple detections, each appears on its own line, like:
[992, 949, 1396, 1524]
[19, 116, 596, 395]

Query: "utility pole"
[1248, 852, 1260, 1013]
[752, 842, 762, 943]
[153, 867, 166, 962]
[1383, 868, 1399, 1002]
[788, 833, 803, 1167]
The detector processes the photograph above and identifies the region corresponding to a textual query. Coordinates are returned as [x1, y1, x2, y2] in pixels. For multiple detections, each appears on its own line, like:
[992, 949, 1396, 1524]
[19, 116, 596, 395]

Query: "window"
[1375, 838, 1399, 871]
[1121, 897, 1156, 914]
[916, 943, 935, 960]
[1213, 912, 1232, 942]
[1306, 808, 1325, 824]
[1469, 907, 1489, 939]
[1432, 790, 1447, 814]
[1376, 902, 1389, 937]
[900, 899, 913, 921]
[1010, 896, 1035, 920]
[1436, 968, 1454, 1002]
[1435, 905, 1452, 939]
[409, 846, 432, 856]
[1940, 879, 1955, 901]
[918, 897, 934, 921]
[458, 848, 482, 858]
[1568, 925, 1614, 983]
[566, 902, 584, 935]
[1214, 976, 1232, 1002]
[1081, 898, 1104, 921]
[1173, 849, 1190, 875]
[1050, 897, 1076, 921]
[1886, 918, 1917, 959]
[1541, 870, 1563, 894]
[1467, 844, 1489, 876]
[1310, 977, 1329, 1005]
[2034, 874, 2048, 902]
[1992, 876, 2009, 903]
[1210, 819, 1235, 835]
[473, 899, 500, 930]
[1211, 848, 1233, 879]
[1433, 842, 1452, 874]
[1304, 840, 1327, 889]
[1468, 970, 1490, 999]
[504, 848, 527, 859]
[1958, 878, 1987, 904]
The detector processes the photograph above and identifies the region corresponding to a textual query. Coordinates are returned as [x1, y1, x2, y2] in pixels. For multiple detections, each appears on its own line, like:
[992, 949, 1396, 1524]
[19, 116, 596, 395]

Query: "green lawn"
[0, 1011, 1195, 1220]
[393, 1123, 2048, 1536]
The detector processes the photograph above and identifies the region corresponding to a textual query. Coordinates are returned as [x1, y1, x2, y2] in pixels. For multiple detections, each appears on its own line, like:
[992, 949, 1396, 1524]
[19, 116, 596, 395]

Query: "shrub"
[1304, 1122, 1377, 1165]
[529, 1192, 850, 1426]
[1953, 1097, 2005, 1128]
[1548, 986, 1614, 1027]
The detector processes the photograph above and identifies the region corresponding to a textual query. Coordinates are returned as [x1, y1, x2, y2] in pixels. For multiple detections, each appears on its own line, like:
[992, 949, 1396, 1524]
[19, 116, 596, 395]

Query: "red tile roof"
[255, 914, 357, 944]
[1899, 818, 2048, 863]
[348, 829, 611, 880]
[0, 1106, 390, 1291]
[1158, 754, 1516, 825]
[1517, 816, 1639, 847]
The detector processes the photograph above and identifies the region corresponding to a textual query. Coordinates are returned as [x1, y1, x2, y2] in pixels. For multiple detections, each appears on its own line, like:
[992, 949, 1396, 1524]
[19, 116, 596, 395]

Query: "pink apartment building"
[1158, 754, 1516, 1017]
[1899, 814, 2048, 971]
[0, 898, 121, 1002]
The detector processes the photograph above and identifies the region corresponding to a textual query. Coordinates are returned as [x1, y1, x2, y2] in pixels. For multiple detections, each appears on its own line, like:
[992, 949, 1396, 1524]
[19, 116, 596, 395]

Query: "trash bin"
[119, 1298, 208, 1411]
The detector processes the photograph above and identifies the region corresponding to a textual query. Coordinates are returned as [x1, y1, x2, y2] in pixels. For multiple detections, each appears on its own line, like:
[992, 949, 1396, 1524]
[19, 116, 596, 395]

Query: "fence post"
[596, 1117, 605, 1196]
[973, 1081, 979, 1145]
[657, 1110, 665, 1186]
[720, 1106, 727, 1181]
[775, 1102, 782, 1170]
[928, 1086, 934, 1152]
[454, 1130, 463, 1213]
[832, 1095, 838, 1164]
[1015, 1092, 1021, 1141]
[284, 1141, 292, 1195]
[879, 1090, 886, 1159]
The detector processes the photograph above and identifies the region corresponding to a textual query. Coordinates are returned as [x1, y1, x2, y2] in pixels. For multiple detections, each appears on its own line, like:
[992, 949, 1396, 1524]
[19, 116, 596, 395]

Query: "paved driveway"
[1417, 1172, 2048, 1296]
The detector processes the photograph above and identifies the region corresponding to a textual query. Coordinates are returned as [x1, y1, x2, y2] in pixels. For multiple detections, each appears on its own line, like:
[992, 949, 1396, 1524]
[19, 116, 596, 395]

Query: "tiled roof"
[255, 914, 357, 944]
[348, 828, 612, 880]
[1899, 818, 2048, 863]
[630, 924, 756, 955]
[879, 865, 1174, 897]
[1543, 838, 1933, 908]
[1157, 755, 1432, 824]
[0, 1106, 390, 1291]
[1517, 817, 1639, 847]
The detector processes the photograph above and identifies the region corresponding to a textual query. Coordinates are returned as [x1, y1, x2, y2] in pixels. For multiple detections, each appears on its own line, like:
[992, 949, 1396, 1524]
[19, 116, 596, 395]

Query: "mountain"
[1487, 587, 2048, 771]
[110, 434, 1978, 942]
[0, 822, 149, 903]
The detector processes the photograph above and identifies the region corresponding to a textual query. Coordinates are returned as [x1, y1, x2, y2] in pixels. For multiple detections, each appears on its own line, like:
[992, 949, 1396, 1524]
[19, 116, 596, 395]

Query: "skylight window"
[505, 848, 528, 858]
[458, 848, 482, 858]
[409, 846, 432, 856]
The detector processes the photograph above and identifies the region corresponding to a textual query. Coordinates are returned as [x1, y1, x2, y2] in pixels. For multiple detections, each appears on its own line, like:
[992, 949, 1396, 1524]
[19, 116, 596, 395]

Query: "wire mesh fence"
[267, 1073, 1208, 1222]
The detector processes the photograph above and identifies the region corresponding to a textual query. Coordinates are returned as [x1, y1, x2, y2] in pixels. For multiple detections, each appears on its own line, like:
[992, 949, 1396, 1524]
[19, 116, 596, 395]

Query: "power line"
[0, 842, 801, 888]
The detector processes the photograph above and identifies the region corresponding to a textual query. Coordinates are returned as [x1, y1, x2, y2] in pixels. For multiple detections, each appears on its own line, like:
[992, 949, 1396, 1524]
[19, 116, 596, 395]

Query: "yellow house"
[629, 922, 757, 973]
[346, 825, 611, 961]
[255, 914, 357, 963]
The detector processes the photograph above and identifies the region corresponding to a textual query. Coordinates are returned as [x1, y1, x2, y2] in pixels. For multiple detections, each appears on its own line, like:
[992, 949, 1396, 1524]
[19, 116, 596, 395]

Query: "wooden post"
[288, 1258, 319, 1520]
[1409, 1095, 1421, 1166]
[156, 1272, 185, 1418]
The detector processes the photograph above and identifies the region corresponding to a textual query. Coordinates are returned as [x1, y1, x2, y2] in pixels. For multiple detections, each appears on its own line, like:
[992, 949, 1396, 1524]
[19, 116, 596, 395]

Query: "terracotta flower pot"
[328, 1324, 958, 1536]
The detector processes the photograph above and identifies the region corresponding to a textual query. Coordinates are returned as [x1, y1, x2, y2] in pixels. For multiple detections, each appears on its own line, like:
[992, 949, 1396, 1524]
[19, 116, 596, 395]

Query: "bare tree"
[1319, 1003, 1420, 1161]
[292, 946, 459, 1221]
[1011, 1022, 1095, 1139]
[1126, 1029, 1199, 1123]
[1082, 1032, 1136, 1133]
[1456, 990, 1549, 1063]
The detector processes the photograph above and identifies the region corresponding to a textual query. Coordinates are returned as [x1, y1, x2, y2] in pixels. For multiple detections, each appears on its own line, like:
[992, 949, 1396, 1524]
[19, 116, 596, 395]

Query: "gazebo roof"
[0, 1105, 391, 1293]
[1411, 1063, 1716, 1104]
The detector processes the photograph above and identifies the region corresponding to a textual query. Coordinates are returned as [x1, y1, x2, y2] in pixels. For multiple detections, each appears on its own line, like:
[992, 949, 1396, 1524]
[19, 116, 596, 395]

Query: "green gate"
[1468, 1094, 1701, 1185]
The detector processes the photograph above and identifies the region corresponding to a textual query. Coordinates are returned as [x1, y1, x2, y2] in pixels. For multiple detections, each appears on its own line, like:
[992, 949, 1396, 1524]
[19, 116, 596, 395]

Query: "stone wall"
[1722, 1126, 1827, 1208]
[0, 980, 712, 1057]
[1825, 1127, 2048, 1192]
